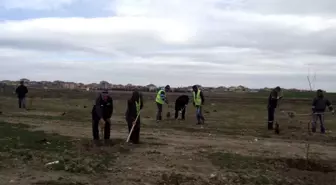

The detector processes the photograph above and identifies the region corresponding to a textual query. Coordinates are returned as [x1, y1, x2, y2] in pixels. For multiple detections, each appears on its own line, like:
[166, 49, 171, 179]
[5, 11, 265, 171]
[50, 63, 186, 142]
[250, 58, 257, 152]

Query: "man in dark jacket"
[125, 91, 144, 144]
[91, 90, 113, 144]
[192, 85, 205, 124]
[311, 89, 334, 133]
[15, 81, 28, 109]
[174, 95, 189, 120]
[267, 86, 282, 131]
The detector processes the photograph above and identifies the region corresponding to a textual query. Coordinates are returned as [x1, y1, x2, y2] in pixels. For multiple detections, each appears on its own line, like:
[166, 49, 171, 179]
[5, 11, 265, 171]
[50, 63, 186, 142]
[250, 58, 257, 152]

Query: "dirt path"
[3, 116, 336, 161]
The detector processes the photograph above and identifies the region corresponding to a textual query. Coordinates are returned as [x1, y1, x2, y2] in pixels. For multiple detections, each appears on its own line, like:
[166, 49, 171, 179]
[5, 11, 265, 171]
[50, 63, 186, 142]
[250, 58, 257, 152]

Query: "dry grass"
[0, 89, 336, 185]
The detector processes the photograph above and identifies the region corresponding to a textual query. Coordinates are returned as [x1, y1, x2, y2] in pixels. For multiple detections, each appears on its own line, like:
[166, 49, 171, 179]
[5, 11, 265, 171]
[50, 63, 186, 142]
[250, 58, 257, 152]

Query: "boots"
[321, 126, 325, 134]
[274, 123, 280, 134]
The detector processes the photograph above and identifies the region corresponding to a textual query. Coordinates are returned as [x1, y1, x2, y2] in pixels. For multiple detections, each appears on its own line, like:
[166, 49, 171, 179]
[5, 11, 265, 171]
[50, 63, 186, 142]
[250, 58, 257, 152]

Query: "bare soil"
[0, 90, 336, 185]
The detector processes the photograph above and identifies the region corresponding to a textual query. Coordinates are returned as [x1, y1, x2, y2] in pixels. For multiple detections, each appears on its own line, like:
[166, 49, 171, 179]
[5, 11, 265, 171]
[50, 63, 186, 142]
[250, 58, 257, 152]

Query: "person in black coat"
[174, 95, 189, 120]
[125, 91, 144, 144]
[15, 81, 28, 109]
[267, 86, 282, 130]
[91, 90, 113, 143]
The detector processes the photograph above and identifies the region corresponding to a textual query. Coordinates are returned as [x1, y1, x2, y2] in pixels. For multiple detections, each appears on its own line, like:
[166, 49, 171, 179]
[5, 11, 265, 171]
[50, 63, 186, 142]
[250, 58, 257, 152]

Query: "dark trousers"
[312, 113, 325, 133]
[156, 103, 163, 121]
[267, 107, 275, 129]
[18, 97, 26, 109]
[92, 114, 111, 140]
[175, 105, 186, 120]
[196, 106, 205, 124]
[127, 117, 141, 144]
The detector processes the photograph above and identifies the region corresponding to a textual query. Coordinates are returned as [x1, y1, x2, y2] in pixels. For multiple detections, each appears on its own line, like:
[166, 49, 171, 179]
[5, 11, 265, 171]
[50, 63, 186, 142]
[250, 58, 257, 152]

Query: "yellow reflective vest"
[193, 89, 202, 106]
[155, 89, 165, 104]
[135, 97, 141, 114]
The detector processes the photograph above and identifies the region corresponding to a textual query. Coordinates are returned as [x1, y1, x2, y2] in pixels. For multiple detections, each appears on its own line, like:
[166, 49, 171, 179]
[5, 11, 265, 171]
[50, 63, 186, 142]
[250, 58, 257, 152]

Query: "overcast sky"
[1, 0, 336, 91]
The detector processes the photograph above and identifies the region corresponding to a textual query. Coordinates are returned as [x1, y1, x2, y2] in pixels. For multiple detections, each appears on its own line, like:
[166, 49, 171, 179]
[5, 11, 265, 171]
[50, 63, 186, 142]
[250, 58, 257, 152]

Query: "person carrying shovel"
[125, 91, 144, 144]
[155, 85, 170, 123]
[91, 90, 113, 145]
[192, 85, 205, 125]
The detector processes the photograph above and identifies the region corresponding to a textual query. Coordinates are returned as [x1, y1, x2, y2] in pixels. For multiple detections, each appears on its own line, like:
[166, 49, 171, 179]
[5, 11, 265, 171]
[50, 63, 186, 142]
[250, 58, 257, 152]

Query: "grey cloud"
[2, 1, 336, 91]
[1, 53, 336, 91]
[0, 37, 114, 56]
[217, 0, 336, 16]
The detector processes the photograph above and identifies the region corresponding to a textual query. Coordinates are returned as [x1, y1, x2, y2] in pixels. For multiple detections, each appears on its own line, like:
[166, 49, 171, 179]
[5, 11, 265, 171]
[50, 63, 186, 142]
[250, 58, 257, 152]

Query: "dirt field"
[0, 89, 336, 185]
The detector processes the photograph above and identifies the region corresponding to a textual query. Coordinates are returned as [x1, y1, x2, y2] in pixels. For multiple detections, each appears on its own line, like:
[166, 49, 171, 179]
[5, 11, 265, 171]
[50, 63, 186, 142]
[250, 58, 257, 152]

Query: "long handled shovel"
[126, 110, 141, 143]
[99, 120, 105, 139]
[166, 104, 172, 119]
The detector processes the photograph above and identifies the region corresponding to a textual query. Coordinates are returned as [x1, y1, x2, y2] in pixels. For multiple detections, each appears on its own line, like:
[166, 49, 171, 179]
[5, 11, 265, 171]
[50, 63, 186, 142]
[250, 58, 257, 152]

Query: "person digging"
[174, 95, 189, 120]
[155, 85, 170, 123]
[192, 85, 205, 125]
[91, 90, 113, 146]
[267, 86, 283, 133]
[125, 91, 144, 144]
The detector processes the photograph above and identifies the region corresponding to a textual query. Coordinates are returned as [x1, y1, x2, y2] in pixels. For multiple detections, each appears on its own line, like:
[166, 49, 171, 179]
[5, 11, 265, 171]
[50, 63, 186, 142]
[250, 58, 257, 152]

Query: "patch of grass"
[50, 153, 116, 174]
[0, 121, 73, 170]
[0, 121, 130, 174]
[47, 139, 130, 174]
[12, 112, 89, 122]
[278, 158, 335, 172]
[209, 152, 335, 172]
[0, 121, 73, 153]
[209, 152, 270, 171]
[208, 151, 336, 184]
[207, 152, 294, 184]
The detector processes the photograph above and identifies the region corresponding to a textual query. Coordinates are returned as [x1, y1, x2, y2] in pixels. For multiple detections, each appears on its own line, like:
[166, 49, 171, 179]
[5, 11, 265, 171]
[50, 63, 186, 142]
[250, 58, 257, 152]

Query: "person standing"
[267, 86, 282, 130]
[125, 91, 144, 144]
[91, 90, 113, 145]
[311, 89, 334, 133]
[15, 80, 28, 109]
[192, 85, 205, 124]
[155, 85, 170, 122]
[174, 95, 189, 120]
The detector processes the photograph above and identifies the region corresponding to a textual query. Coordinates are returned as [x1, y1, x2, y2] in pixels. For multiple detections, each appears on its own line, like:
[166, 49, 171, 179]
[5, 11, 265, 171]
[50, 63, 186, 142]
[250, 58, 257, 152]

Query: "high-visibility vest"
[193, 89, 202, 106]
[155, 90, 165, 104]
[135, 97, 141, 114]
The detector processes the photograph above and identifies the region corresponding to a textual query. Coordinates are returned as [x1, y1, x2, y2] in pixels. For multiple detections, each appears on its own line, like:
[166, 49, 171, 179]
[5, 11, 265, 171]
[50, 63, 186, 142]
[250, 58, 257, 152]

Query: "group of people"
[13, 81, 334, 144]
[154, 85, 205, 124]
[267, 86, 335, 134]
[91, 84, 205, 145]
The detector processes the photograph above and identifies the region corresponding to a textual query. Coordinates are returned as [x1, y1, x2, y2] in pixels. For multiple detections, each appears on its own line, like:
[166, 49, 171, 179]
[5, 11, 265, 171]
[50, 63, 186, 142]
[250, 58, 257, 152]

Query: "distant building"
[146, 84, 157, 92]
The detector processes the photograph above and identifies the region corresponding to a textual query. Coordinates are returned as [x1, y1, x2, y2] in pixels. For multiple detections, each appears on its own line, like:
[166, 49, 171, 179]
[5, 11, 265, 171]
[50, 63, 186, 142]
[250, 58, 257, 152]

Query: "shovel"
[166, 104, 172, 119]
[126, 110, 141, 143]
